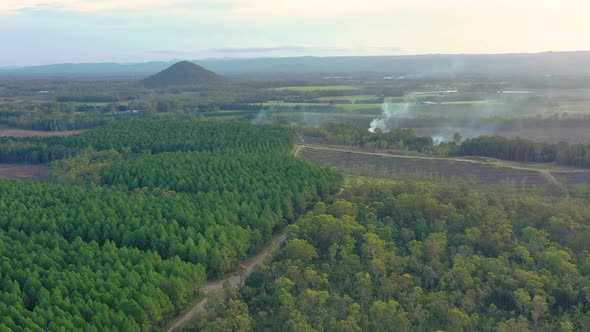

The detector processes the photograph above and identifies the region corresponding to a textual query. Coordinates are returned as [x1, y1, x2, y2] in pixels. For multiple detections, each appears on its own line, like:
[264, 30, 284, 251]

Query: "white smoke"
[432, 135, 446, 144]
[251, 106, 330, 127]
[368, 98, 410, 133]
[251, 106, 279, 125]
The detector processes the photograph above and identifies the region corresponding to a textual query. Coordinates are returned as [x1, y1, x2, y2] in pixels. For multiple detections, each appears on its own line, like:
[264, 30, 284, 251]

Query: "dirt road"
[293, 144, 303, 157]
[164, 137, 304, 331]
[164, 233, 286, 332]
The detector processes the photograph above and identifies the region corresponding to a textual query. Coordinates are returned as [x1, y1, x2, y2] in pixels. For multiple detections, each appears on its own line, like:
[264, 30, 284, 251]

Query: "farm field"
[314, 94, 377, 102]
[260, 101, 384, 112]
[266, 85, 357, 92]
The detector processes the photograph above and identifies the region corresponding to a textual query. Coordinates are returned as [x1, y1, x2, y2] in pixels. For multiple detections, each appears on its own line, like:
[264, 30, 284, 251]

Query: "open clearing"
[0, 126, 84, 137]
[0, 164, 46, 179]
[302, 145, 590, 186]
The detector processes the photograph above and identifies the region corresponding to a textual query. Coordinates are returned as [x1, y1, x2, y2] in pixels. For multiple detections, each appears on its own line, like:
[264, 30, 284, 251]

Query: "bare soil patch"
[551, 171, 590, 185]
[0, 164, 47, 179]
[0, 126, 84, 137]
[303, 147, 550, 185]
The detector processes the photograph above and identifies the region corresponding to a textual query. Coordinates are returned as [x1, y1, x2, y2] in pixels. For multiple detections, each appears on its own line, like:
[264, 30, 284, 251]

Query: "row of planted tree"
[0, 120, 342, 331]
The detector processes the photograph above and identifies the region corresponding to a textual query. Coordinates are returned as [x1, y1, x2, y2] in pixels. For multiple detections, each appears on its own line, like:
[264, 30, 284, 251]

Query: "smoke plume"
[368, 98, 410, 132]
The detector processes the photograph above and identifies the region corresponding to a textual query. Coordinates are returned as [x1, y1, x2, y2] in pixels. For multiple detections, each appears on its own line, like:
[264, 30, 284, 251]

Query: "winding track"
[165, 136, 306, 331]
[164, 233, 286, 332]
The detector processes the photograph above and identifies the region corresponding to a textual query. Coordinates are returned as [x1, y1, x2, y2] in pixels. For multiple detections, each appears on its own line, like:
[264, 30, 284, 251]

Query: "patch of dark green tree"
[0, 121, 341, 330]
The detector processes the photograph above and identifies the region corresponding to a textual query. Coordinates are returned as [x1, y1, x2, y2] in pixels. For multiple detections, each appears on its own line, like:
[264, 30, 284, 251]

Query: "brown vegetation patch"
[551, 171, 590, 185]
[0, 164, 47, 180]
[303, 147, 550, 185]
[0, 126, 84, 137]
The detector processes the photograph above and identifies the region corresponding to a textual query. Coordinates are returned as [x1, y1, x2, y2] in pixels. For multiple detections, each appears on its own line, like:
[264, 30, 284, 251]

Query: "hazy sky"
[1, 0, 589, 66]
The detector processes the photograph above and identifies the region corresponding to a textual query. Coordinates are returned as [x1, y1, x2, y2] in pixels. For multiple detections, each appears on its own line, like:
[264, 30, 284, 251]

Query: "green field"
[261, 101, 385, 112]
[266, 85, 358, 92]
[440, 100, 494, 105]
[315, 95, 377, 102]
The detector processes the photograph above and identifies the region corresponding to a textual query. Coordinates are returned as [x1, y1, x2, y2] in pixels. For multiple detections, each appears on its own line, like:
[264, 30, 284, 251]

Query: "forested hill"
[0, 120, 295, 163]
[142, 61, 226, 88]
[0, 120, 342, 331]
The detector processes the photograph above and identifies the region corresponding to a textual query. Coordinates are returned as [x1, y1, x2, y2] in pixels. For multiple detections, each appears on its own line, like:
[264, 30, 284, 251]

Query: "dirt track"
[164, 233, 286, 332]
[293, 144, 303, 157]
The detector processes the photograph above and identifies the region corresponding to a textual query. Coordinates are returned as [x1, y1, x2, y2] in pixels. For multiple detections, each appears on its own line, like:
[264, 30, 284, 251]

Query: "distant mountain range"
[1, 51, 589, 78]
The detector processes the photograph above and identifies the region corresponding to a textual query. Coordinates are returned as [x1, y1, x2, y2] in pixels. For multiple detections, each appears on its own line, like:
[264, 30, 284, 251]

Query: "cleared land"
[0, 164, 46, 179]
[552, 171, 590, 185]
[0, 126, 84, 137]
[302, 145, 590, 186]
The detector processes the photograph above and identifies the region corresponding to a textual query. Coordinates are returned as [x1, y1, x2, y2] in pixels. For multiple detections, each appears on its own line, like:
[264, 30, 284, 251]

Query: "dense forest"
[0, 121, 342, 330]
[190, 180, 590, 331]
[0, 120, 295, 163]
[0, 225, 205, 331]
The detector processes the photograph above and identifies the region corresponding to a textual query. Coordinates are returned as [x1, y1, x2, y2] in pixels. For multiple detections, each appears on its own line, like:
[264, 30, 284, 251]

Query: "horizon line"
[2, 49, 590, 68]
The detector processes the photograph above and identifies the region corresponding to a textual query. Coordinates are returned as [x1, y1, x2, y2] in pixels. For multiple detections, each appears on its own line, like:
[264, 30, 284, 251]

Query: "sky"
[1, 0, 589, 66]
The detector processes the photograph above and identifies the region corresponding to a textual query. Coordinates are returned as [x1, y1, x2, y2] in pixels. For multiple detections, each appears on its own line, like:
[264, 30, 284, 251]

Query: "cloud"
[3, 0, 588, 20]
[0, 0, 223, 15]
[376, 47, 404, 53]
[207, 46, 308, 54]
[205, 45, 404, 57]
[1, 0, 588, 66]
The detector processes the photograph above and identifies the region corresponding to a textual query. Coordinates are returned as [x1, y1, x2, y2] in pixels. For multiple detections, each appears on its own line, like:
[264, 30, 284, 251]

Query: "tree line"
[458, 136, 590, 168]
[0, 102, 112, 131]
